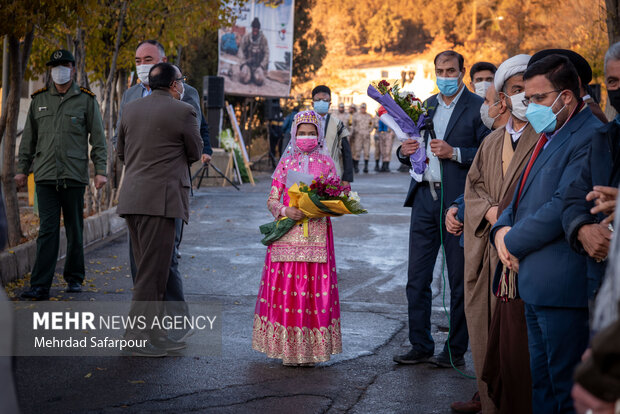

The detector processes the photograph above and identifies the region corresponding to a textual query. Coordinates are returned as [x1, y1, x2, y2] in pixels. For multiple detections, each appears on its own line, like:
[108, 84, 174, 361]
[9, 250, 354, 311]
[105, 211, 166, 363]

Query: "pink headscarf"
[272, 110, 336, 186]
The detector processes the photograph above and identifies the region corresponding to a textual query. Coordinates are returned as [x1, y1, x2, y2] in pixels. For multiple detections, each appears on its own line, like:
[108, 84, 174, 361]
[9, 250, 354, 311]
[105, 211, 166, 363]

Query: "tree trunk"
[606, 0, 620, 44]
[1, 31, 34, 247]
[102, 0, 128, 206]
[74, 26, 90, 90]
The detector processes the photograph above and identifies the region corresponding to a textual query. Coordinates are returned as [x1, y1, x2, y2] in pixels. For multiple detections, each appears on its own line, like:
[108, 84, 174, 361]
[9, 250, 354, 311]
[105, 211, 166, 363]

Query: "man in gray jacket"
[117, 62, 202, 356]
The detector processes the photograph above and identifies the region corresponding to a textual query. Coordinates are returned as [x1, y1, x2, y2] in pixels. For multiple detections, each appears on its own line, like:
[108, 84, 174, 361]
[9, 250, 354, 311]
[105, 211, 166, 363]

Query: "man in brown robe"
[458, 54, 539, 413]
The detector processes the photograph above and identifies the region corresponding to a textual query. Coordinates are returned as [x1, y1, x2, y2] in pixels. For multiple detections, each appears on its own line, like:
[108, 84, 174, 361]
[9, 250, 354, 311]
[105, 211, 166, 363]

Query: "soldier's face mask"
[51, 65, 72, 85]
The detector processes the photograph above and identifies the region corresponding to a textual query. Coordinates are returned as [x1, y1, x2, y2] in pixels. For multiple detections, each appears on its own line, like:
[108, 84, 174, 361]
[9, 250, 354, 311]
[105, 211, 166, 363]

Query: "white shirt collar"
[505, 117, 528, 142]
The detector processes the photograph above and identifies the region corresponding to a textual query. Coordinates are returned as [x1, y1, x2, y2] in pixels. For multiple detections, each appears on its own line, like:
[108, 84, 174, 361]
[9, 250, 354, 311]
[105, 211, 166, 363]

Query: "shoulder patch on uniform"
[30, 87, 48, 98]
[80, 87, 96, 97]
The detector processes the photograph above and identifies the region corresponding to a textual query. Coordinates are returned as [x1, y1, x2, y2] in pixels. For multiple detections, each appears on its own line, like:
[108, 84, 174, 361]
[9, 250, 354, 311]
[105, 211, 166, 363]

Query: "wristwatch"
[451, 148, 459, 161]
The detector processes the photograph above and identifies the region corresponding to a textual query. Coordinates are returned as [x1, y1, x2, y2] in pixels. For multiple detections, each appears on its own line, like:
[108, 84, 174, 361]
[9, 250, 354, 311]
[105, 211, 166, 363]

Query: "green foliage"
[292, 0, 327, 86]
[24, 0, 234, 87]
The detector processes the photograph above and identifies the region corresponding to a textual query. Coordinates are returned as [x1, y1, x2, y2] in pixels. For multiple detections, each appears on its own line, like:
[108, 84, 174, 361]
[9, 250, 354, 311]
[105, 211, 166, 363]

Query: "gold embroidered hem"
[270, 217, 328, 263]
[252, 314, 342, 364]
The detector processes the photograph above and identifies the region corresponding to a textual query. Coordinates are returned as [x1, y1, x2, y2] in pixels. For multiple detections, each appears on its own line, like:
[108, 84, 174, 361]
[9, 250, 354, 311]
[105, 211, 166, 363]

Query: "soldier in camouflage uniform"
[352, 103, 374, 173]
[16, 49, 107, 300]
[333, 102, 348, 125]
[347, 104, 356, 159]
[377, 118, 395, 172]
[239, 17, 269, 86]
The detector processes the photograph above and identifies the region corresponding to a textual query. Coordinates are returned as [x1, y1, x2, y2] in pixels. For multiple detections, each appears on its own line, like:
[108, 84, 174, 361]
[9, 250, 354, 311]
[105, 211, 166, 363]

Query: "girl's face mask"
[296, 135, 318, 152]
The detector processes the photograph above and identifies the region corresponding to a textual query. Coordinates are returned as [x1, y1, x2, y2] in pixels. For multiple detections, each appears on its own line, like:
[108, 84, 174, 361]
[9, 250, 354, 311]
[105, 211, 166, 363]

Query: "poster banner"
[218, 0, 294, 98]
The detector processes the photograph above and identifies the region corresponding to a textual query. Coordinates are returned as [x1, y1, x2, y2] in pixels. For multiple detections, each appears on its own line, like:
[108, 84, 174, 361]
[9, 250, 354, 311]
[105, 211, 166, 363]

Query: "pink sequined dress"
[252, 151, 343, 364]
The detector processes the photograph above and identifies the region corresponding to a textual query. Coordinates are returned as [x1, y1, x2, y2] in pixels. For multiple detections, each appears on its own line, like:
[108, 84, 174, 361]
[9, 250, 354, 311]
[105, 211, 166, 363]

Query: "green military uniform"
[18, 78, 106, 290]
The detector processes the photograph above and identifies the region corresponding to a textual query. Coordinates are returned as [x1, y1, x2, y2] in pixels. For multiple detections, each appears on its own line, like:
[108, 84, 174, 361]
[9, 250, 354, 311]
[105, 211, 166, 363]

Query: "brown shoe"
[450, 391, 481, 413]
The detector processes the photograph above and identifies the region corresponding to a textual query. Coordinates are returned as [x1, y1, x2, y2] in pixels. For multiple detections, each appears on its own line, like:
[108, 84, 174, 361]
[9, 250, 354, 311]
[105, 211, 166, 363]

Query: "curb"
[0, 207, 126, 286]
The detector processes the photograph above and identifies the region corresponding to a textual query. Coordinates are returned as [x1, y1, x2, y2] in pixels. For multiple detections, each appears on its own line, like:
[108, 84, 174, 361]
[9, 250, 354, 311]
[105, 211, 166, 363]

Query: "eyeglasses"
[522, 90, 561, 106]
[175, 76, 187, 83]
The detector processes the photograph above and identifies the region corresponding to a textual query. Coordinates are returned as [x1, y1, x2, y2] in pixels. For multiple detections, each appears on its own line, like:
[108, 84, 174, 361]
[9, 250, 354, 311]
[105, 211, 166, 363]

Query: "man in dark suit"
[393, 50, 489, 367]
[117, 62, 203, 356]
[562, 43, 620, 301]
[491, 55, 603, 413]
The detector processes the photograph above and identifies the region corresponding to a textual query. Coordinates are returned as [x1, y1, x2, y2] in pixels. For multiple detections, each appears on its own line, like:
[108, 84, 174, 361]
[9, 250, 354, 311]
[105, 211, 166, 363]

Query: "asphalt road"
[12, 157, 477, 414]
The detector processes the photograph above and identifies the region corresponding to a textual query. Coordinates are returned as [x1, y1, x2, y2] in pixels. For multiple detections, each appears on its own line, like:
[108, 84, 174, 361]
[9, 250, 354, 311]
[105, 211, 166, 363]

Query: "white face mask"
[136, 64, 154, 85]
[509, 92, 528, 122]
[480, 101, 500, 130]
[474, 81, 492, 98]
[51, 65, 72, 85]
[178, 82, 185, 101]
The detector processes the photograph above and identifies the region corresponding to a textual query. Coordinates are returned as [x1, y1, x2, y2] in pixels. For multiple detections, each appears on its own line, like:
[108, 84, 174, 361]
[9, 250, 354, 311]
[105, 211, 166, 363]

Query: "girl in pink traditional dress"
[252, 110, 342, 366]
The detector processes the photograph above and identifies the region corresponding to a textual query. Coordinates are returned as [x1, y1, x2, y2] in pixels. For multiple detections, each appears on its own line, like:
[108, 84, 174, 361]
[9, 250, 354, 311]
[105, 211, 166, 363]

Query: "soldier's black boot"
[363, 160, 369, 173]
[353, 160, 359, 173]
[374, 160, 380, 171]
[381, 162, 390, 172]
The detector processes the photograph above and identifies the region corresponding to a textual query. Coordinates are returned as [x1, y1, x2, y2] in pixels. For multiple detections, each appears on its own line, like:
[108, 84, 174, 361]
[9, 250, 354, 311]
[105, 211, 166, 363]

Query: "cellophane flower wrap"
[367, 80, 430, 182]
[260, 175, 367, 245]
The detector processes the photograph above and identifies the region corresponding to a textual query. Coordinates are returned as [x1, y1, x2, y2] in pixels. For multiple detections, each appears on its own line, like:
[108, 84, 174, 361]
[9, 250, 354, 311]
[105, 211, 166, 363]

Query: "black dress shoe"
[151, 336, 187, 352]
[429, 350, 465, 368]
[393, 348, 433, 365]
[66, 282, 82, 293]
[21, 286, 50, 300]
[122, 342, 167, 357]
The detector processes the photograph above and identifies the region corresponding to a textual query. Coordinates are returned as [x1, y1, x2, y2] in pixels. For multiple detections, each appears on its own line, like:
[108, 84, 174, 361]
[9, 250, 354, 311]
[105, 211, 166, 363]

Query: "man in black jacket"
[562, 42, 620, 299]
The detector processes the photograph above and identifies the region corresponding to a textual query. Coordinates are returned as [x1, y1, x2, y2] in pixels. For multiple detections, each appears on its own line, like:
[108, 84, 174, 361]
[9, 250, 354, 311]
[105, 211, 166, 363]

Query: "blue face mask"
[525, 92, 566, 134]
[436, 76, 461, 96]
[313, 100, 330, 115]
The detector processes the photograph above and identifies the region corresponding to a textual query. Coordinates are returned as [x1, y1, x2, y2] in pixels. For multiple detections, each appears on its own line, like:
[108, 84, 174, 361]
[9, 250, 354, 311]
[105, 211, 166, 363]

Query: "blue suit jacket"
[490, 107, 602, 308]
[398, 87, 489, 208]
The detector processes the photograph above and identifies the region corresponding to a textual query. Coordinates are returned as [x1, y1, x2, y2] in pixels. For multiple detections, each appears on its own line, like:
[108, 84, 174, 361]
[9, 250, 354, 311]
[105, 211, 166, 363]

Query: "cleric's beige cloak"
[463, 122, 538, 412]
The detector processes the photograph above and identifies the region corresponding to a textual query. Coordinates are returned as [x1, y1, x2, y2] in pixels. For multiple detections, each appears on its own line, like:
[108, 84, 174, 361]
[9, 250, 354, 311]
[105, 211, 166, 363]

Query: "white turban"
[494, 54, 531, 93]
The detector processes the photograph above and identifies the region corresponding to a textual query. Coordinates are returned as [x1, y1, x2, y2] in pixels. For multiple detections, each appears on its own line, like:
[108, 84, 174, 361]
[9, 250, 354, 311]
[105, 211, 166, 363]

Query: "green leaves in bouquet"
[391, 82, 429, 123]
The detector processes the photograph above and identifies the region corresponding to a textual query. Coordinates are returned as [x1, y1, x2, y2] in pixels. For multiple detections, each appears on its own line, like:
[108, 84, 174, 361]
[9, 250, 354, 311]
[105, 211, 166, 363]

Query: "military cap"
[46, 49, 75, 66]
[529, 49, 592, 85]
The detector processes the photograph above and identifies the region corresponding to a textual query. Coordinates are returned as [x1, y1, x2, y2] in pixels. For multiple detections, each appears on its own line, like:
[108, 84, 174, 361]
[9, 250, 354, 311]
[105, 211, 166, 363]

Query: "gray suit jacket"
[113, 83, 204, 148]
[116, 89, 203, 222]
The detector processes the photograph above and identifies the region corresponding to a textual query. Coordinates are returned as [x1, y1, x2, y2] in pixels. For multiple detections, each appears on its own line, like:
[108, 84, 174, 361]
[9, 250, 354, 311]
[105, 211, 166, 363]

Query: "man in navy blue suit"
[394, 50, 489, 367]
[491, 54, 603, 414]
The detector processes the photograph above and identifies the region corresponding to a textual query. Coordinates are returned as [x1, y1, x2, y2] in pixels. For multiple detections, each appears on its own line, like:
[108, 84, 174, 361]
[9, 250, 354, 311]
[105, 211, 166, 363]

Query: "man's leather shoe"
[429, 351, 465, 368]
[20, 287, 50, 300]
[122, 342, 167, 357]
[450, 392, 482, 413]
[393, 348, 433, 365]
[66, 282, 82, 293]
[151, 336, 187, 352]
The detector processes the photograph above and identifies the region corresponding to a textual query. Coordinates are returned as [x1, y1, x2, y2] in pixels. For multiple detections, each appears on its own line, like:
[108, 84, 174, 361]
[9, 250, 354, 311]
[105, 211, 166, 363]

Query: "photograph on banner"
[218, 0, 294, 98]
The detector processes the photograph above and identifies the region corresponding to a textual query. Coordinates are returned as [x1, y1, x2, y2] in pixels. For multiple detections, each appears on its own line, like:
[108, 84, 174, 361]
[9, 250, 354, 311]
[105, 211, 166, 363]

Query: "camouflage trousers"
[353, 133, 371, 161]
[377, 131, 395, 162]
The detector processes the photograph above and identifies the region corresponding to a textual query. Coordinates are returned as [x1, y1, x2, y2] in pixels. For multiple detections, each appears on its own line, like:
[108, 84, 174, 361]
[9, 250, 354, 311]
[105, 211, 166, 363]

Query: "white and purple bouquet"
[368, 80, 430, 182]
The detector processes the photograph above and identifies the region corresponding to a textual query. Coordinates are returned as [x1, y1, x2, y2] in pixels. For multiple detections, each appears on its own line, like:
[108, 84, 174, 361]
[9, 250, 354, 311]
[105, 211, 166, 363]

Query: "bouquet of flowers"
[368, 80, 430, 182]
[260, 175, 367, 245]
